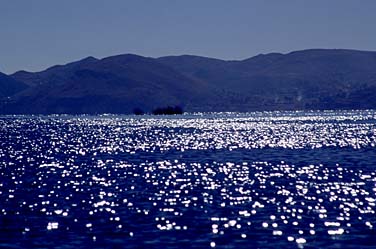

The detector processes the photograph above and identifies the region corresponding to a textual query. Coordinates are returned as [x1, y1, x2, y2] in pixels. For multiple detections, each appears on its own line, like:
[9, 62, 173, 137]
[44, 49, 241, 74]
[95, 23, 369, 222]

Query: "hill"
[2, 49, 376, 114]
[158, 49, 376, 110]
[3, 54, 213, 114]
[0, 72, 28, 98]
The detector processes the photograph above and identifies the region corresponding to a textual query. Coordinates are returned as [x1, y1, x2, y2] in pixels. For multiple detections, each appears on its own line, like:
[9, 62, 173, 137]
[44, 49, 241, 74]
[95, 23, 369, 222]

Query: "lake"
[1, 111, 376, 248]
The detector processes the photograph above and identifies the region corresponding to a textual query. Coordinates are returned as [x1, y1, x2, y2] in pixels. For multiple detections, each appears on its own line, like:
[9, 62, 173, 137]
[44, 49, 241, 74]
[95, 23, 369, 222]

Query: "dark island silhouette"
[2, 49, 376, 114]
[133, 106, 183, 115]
[152, 105, 183, 115]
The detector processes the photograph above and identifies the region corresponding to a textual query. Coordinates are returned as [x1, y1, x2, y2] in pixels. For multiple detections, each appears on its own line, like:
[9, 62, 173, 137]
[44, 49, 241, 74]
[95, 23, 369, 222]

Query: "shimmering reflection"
[1, 110, 376, 248]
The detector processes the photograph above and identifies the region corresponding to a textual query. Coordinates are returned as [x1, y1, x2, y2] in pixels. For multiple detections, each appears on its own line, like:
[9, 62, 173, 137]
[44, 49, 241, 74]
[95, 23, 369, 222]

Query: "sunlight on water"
[1, 110, 376, 248]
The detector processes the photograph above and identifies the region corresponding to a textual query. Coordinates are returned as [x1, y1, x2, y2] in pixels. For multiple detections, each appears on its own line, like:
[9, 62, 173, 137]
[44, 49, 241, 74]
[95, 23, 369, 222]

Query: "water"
[1, 110, 376, 248]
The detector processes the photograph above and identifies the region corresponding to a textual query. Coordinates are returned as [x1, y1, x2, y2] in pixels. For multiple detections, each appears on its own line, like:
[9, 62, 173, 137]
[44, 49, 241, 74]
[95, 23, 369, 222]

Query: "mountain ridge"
[2, 48, 376, 114]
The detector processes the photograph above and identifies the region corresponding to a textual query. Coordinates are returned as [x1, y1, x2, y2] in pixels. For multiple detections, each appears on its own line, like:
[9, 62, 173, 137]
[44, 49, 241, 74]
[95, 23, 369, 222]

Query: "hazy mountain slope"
[5, 54, 213, 114]
[11, 56, 99, 87]
[159, 49, 376, 110]
[0, 72, 28, 98]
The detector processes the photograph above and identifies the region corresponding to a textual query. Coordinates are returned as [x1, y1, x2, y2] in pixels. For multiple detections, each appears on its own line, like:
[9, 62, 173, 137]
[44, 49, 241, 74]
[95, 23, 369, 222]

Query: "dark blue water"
[1, 111, 376, 248]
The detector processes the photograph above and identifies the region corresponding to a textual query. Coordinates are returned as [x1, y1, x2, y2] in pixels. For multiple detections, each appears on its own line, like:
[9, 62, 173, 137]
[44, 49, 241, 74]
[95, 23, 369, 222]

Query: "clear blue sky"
[1, 0, 376, 74]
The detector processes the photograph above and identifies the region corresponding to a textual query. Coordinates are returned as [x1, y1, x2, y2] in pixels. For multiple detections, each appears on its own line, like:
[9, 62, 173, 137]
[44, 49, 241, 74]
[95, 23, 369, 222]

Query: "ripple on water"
[0, 111, 376, 248]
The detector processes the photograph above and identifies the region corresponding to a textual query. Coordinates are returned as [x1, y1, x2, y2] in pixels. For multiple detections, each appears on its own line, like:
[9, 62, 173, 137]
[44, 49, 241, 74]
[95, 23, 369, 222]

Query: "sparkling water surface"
[1, 111, 376, 248]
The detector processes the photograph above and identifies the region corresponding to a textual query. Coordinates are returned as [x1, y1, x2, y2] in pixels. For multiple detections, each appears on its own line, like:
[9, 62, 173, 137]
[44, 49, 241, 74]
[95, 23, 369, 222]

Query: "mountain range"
[1, 49, 376, 114]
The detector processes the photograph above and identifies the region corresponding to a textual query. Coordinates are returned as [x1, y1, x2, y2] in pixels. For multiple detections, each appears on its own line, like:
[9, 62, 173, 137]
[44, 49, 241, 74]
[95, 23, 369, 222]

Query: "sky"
[1, 0, 376, 74]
